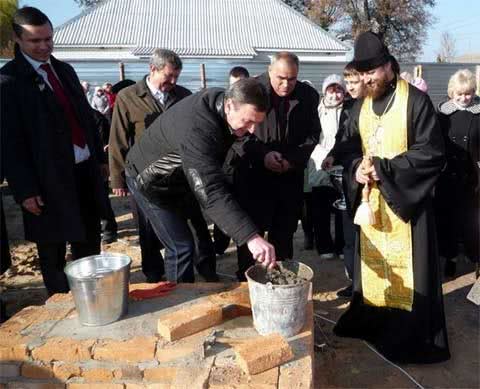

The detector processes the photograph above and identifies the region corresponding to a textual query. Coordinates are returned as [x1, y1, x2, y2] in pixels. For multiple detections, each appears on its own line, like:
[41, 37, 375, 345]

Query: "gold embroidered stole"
[358, 79, 414, 311]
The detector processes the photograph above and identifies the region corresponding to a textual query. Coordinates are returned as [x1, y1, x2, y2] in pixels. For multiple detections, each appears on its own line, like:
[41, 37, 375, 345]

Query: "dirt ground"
[1, 192, 479, 388]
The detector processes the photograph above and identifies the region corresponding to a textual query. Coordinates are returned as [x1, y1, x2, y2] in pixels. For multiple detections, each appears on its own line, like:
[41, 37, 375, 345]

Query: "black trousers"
[302, 186, 344, 255]
[101, 181, 117, 235]
[341, 211, 357, 281]
[35, 160, 101, 296]
[1, 192, 11, 274]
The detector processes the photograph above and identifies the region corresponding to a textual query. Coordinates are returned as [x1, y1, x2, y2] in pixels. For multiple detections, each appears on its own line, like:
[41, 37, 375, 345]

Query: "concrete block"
[157, 302, 223, 341]
[67, 384, 123, 389]
[234, 334, 294, 375]
[81, 367, 113, 382]
[8, 383, 65, 389]
[21, 362, 53, 379]
[52, 363, 81, 381]
[208, 284, 251, 308]
[0, 341, 29, 362]
[113, 365, 143, 380]
[1, 306, 72, 336]
[45, 293, 73, 305]
[249, 367, 279, 386]
[155, 333, 204, 363]
[0, 362, 20, 378]
[0, 306, 45, 333]
[93, 336, 157, 362]
[171, 356, 215, 388]
[31, 338, 95, 363]
[278, 355, 313, 389]
[143, 366, 177, 382]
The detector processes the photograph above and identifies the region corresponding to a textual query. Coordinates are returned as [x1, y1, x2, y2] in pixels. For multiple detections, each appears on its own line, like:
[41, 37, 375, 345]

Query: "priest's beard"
[365, 73, 391, 100]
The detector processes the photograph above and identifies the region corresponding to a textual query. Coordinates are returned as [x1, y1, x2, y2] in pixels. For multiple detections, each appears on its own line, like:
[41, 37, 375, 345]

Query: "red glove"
[129, 282, 177, 301]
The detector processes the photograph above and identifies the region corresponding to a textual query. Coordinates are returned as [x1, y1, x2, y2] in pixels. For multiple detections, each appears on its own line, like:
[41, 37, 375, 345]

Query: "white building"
[53, 0, 350, 63]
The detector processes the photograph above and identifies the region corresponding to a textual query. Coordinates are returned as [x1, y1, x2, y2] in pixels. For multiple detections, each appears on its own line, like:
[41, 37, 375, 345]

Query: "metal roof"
[54, 0, 349, 57]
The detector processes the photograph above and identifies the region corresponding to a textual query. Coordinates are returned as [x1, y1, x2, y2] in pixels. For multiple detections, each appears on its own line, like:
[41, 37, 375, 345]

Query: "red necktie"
[40, 63, 86, 148]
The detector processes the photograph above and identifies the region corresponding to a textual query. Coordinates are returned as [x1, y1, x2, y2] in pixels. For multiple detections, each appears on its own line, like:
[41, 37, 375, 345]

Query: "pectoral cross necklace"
[368, 89, 397, 155]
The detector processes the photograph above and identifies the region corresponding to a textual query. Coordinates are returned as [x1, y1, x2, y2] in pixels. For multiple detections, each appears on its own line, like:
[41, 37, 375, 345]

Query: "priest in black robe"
[333, 32, 450, 364]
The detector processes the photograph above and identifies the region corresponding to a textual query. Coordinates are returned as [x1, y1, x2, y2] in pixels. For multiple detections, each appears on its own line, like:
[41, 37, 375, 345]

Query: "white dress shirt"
[146, 77, 168, 105]
[22, 51, 90, 164]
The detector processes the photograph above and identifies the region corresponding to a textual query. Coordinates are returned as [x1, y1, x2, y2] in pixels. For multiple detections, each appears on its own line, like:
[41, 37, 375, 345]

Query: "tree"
[305, 0, 343, 31]
[338, 0, 436, 61]
[0, 0, 17, 58]
[436, 31, 456, 63]
[283, 0, 436, 61]
[74, 0, 104, 8]
[281, 0, 307, 13]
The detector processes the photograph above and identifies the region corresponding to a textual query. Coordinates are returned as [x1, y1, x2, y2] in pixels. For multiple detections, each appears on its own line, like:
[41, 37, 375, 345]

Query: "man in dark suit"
[109, 49, 217, 282]
[1, 74, 12, 322]
[232, 52, 321, 280]
[1, 7, 108, 296]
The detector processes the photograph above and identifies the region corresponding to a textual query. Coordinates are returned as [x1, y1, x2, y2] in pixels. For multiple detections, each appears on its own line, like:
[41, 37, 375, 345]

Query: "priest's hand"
[355, 163, 371, 185]
[247, 234, 276, 269]
[364, 164, 380, 181]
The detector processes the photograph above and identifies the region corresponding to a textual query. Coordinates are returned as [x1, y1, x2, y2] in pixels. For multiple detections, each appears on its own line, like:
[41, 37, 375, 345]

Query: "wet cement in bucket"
[260, 266, 308, 285]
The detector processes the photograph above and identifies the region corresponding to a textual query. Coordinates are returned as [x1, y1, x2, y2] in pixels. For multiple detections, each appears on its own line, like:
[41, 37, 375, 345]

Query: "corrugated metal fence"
[0, 58, 478, 107]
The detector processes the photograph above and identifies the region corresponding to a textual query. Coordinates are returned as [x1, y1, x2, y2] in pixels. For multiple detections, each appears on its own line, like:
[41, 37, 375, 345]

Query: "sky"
[19, 0, 480, 62]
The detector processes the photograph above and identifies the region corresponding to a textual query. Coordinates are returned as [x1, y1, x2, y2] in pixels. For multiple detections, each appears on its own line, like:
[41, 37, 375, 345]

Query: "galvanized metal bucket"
[245, 261, 313, 337]
[64, 253, 131, 326]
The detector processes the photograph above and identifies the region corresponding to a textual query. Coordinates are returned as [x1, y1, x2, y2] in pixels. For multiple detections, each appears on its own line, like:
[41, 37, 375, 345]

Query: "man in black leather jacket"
[125, 78, 276, 282]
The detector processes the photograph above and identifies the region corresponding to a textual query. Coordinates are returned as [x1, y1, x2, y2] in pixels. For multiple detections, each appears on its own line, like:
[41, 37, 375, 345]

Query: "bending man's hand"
[247, 234, 276, 269]
[112, 188, 129, 197]
[264, 151, 285, 173]
[22, 195, 44, 216]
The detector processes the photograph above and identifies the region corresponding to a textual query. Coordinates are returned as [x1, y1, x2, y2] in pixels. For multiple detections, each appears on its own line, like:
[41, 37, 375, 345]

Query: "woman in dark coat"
[436, 69, 480, 277]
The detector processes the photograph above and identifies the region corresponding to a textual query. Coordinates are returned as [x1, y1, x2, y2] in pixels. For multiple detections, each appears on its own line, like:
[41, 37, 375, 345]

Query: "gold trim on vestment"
[358, 79, 414, 312]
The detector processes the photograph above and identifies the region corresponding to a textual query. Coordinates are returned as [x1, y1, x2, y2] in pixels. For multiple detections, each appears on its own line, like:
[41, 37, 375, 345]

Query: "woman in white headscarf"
[302, 74, 346, 258]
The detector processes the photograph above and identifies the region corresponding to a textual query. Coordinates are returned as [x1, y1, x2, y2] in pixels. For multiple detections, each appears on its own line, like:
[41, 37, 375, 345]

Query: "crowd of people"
[1, 6, 479, 365]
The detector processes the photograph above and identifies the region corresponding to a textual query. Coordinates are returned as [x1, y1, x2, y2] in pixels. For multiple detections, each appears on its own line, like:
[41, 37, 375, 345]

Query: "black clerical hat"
[352, 31, 391, 72]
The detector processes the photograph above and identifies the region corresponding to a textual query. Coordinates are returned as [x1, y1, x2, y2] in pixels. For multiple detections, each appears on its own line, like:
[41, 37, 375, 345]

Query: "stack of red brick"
[0, 283, 313, 388]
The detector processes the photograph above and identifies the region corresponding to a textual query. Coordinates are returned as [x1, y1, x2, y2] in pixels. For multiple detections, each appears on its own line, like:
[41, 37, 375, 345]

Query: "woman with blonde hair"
[436, 69, 479, 277]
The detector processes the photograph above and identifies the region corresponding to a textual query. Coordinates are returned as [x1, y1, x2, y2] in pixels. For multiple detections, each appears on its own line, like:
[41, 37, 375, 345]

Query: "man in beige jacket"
[109, 49, 217, 282]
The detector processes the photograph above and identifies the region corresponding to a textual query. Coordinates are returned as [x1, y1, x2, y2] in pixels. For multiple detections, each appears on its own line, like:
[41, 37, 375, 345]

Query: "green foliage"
[284, 0, 436, 61]
[0, 0, 18, 58]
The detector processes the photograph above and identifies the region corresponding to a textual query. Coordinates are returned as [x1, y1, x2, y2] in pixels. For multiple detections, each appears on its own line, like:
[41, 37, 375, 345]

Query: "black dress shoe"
[444, 259, 457, 278]
[336, 284, 353, 298]
[102, 231, 118, 244]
